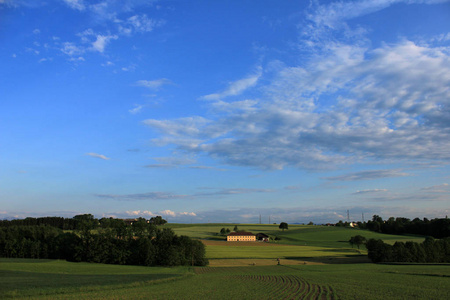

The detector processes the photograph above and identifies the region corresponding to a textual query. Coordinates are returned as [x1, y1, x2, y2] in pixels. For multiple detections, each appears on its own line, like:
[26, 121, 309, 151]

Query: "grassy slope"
[168, 223, 424, 247]
[0, 259, 188, 298]
[168, 224, 425, 262]
[2, 259, 449, 299]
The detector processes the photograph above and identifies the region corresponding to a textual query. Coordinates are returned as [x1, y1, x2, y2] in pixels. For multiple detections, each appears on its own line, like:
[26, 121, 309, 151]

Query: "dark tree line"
[365, 237, 450, 263]
[0, 216, 207, 267]
[0, 214, 168, 231]
[0, 216, 79, 230]
[365, 216, 450, 238]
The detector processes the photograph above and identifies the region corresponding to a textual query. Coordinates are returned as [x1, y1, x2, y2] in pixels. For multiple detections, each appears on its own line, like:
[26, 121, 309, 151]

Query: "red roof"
[227, 231, 255, 236]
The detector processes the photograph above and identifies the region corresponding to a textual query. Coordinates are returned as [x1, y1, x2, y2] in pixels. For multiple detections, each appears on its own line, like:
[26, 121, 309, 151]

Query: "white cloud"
[159, 209, 176, 217]
[326, 170, 409, 181]
[143, 117, 211, 138]
[202, 68, 262, 100]
[125, 210, 154, 217]
[135, 78, 172, 90]
[61, 42, 84, 56]
[352, 189, 388, 195]
[305, 0, 450, 36]
[118, 14, 164, 35]
[195, 188, 275, 197]
[96, 192, 188, 201]
[152, 156, 196, 166]
[421, 183, 449, 193]
[179, 212, 196, 216]
[91, 34, 118, 53]
[63, 0, 85, 11]
[145, 39, 450, 170]
[129, 104, 144, 114]
[85, 152, 110, 160]
[102, 61, 114, 67]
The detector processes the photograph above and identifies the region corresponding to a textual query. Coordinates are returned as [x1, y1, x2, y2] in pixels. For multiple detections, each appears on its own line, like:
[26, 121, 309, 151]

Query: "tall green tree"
[279, 222, 288, 231]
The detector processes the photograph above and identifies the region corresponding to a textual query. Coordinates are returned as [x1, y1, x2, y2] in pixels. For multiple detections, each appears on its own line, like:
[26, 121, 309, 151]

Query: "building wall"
[227, 235, 256, 242]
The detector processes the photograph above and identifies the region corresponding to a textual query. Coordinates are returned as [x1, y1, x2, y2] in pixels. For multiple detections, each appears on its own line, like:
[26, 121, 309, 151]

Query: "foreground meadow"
[1, 258, 449, 299]
[2, 225, 447, 299]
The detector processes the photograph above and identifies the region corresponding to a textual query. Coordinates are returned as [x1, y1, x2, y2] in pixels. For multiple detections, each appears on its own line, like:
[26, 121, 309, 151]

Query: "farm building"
[227, 231, 256, 242]
[255, 233, 270, 242]
[123, 218, 138, 225]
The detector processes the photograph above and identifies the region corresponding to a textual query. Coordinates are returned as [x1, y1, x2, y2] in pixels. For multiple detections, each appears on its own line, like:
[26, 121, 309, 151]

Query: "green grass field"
[1, 258, 449, 299]
[204, 243, 360, 259]
[169, 224, 424, 263]
[1, 224, 447, 299]
[168, 223, 425, 247]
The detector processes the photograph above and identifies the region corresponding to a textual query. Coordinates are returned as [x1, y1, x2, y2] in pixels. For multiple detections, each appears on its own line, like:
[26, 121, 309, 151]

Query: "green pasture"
[272, 226, 425, 248]
[0, 258, 188, 298]
[205, 244, 361, 259]
[1, 258, 449, 299]
[168, 223, 425, 248]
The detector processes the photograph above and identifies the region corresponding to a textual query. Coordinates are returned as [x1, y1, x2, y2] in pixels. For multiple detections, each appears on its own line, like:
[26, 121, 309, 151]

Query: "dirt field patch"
[201, 240, 292, 247]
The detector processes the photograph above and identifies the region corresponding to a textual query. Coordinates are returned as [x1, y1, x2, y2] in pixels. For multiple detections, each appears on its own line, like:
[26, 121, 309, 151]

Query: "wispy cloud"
[95, 192, 188, 201]
[95, 186, 274, 202]
[202, 68, 262, 100]
[421, 183, 449, 193]
[284, 185, 301, 190]
[129, 104, 144, 114]
[53, 2, 165, 60]
[352, 189, 388, 195]
[63, 0, 85, 11]
[153, 156, 196, 165]
[61, 42, 84, 56]
[85, 152, 110, 160]
[195, 187, 275, 197]
[122, 209, 196, 218]
[144, 164, 176, 169]
[119, 14, 165, 35]
[146, 38, 450, 171]
[136, 78, 172, 90]
[143, 156, 197, 169]
[325, 170, 409, 181]
[188, 166, 228, 171]
[91, 34, 118, 53]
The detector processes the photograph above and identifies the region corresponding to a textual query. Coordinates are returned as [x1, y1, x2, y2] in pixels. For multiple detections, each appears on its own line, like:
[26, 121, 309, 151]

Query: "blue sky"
[1, 0, 449, 223]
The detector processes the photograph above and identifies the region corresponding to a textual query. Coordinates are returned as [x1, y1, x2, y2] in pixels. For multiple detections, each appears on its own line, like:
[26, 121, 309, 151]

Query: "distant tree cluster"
[335, 220, 361, 227]
[149, 216, 168, 225]
[366, 216, 450, 238]
[366, 237, 450, 263]
[219, 228, 231, 235]
[349, 235, 366, 249]
[335, 216, 450, 239]
[0, 214, 168, 231]
[0, 216, 79, 230]
[0, 216, 207, 267]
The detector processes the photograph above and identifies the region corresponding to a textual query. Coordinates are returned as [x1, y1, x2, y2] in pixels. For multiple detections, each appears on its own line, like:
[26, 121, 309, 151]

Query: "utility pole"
[362, 212, 364, 223]
[347, 210, 350, 222]
[259, 214, 261, 224]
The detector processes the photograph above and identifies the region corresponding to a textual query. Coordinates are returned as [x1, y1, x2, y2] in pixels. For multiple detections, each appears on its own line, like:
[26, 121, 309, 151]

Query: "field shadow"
[284, 255, 371, 264]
